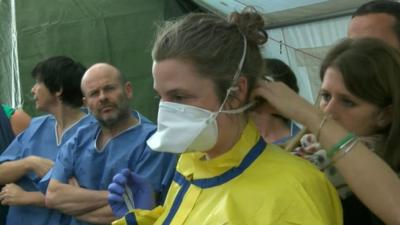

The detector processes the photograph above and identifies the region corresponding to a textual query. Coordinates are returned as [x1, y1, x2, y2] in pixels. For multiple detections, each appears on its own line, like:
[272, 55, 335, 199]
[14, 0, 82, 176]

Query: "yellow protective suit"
[113, 120, 342, 225]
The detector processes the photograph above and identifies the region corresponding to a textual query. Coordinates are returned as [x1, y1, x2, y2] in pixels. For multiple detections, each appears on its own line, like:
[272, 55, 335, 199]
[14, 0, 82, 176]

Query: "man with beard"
[45, 63, 176, 225]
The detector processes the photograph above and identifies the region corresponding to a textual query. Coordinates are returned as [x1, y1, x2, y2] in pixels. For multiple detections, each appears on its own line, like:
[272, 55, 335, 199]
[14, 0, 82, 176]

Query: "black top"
[0, 105, 14, 153]
[343, 194, 384, 225]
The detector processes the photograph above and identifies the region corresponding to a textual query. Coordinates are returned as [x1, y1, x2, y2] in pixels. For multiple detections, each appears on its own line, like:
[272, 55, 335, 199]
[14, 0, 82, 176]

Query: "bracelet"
[331, 138, 359, 164]
[327, 133, 356, 159]
[316, 114, 330, 141]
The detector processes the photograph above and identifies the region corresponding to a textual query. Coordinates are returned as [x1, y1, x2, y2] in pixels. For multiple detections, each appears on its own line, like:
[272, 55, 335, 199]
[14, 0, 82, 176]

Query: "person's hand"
[25, 156, 54, 177]
[108, 169, 155, 217]
[293, 134, 321, 156]
[68, 177, 80, 187]
[0, 183, 29, 205]
[293, 134, 330, 169]
[251, 81, 318, 125]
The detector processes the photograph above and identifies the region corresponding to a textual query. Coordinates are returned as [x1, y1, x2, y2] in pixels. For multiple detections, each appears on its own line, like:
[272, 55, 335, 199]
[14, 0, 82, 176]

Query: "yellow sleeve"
[112, 206, 164, 225]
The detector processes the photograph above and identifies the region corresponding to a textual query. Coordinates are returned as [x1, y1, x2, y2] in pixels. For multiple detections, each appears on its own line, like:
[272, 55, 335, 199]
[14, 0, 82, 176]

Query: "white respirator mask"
[147, 100, 254, 153]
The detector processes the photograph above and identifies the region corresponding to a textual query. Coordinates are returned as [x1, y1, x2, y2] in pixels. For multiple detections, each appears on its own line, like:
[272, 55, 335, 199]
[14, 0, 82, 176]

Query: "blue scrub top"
[0, 114, 94, 225]
[273, 121, 301, 145]
[51, 111, 177, 225]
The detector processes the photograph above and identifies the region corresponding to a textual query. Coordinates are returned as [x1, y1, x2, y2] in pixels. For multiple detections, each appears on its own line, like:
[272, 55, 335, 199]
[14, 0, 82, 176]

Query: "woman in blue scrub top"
[0, 56, 94, 225]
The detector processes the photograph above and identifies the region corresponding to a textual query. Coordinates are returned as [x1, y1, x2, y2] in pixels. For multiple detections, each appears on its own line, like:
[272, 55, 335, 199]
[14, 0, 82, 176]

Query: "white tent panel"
[193, 0, 370, 28]
[0, 0, 22, 107]
[262, 15, 351, 102]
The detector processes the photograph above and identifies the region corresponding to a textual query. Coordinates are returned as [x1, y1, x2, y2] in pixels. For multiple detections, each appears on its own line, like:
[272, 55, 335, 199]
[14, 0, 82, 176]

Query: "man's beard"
[97, 105, 131, 128]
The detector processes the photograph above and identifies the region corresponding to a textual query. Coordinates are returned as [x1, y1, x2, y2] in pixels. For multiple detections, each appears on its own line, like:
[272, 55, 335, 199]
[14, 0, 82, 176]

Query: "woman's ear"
[232, 76, 248, 105]
[377, 105, 393, 128]
[225, 76, 249, 109]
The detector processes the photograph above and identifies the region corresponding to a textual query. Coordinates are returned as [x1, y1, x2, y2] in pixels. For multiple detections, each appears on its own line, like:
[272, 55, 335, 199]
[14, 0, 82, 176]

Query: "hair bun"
[228, 8, 268, 45]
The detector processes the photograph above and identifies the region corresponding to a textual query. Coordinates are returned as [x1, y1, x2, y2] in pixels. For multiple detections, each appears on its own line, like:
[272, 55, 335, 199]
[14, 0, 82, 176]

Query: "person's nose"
[31, 84, 37, 95]
[321, 99, 339, 120]
[98, 90, 108, 102]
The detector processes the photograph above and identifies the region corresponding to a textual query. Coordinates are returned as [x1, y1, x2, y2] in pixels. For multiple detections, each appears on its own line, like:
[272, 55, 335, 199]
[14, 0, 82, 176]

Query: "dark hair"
[264, 58, 299, 93]
[353, 0, 400, 43]
[152, 9, 267, 104]
[31, 56, 86, 108]
[320, 38, 400, 171]
[264, 58, 299, 125]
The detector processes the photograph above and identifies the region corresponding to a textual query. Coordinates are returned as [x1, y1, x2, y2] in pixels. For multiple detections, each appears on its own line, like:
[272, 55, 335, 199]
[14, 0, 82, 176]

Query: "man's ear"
[82, 97, 87, 107]
[377, 105, 393, 128]
[124, 81, 133, 99]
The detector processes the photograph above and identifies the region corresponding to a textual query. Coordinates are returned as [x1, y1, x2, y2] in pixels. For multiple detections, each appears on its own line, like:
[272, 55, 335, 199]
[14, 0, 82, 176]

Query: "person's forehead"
[84, 71, 119, 89]
[348, 13, 399, 48]
[153, 59, 210, 89]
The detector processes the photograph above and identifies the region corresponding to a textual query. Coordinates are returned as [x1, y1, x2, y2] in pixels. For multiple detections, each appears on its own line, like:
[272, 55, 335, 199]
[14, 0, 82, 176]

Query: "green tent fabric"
[1, 0, 170, 121]
[0, 0, 22, 108]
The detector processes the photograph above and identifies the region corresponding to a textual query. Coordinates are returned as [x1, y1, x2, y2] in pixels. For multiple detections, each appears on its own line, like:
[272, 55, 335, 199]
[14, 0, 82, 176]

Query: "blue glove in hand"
[108, 168, 155, 217]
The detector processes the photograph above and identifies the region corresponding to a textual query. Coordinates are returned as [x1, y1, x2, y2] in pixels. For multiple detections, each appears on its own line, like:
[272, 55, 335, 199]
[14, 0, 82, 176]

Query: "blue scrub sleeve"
[36, 168, 53, 193]
[0, 134, 25, 163]
[51, 138, 76, 183]
[0, 133, 44, 183]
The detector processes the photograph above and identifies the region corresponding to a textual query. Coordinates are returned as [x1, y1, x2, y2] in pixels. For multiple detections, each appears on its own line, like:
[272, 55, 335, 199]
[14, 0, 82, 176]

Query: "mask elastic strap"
[217, 32, 248, 113]
[220, 101, 256, 114]
[231, 33, 247, 85]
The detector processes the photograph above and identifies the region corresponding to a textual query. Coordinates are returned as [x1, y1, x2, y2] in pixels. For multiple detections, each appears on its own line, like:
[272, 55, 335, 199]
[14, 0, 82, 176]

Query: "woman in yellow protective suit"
[108, 9, 342, 225]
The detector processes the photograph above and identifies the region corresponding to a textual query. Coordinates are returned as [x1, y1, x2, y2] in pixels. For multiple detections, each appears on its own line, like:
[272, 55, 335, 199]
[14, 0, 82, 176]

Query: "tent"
[1, 0, 175, 120]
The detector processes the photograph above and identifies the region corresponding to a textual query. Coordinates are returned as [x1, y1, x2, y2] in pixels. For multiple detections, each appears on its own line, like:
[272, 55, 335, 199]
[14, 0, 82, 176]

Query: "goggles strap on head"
[264, 75, 275, 82]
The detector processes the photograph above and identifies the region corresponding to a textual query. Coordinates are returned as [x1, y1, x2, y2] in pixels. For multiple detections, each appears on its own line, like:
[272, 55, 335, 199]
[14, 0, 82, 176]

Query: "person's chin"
[102, 114, 120, 123]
